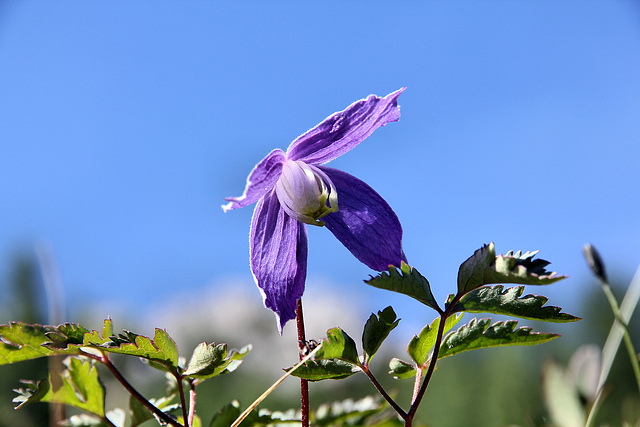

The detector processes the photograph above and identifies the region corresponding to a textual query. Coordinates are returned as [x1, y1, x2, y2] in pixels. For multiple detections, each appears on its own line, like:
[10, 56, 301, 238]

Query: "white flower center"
[275, 160, 338, 226]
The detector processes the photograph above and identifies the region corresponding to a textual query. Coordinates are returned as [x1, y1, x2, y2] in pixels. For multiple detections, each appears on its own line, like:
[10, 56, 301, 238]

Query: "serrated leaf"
[288, 359, 360, 381]
[457, 243, 567, 294]
[99, 328, 181, 373]
[438, 318, 559, 359]
[449, 285, 580, 323]
[13, 356, 105, 416]
[315, 328, 359, 364]
[365, 261, 440, 312]
[407, 314, 463, 367]
[183, 343, 251, 379]
[362, 307, 400, 365]
[0, 323, 63, 363]
[388, 358, 416, 380]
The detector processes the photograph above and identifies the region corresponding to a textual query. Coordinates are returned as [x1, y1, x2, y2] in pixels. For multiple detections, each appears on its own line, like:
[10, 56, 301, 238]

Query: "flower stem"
[296, 298, 310, 427]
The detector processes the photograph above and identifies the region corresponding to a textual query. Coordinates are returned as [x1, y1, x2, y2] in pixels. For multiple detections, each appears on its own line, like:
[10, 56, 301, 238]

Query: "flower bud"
[275, 160, 338, 226]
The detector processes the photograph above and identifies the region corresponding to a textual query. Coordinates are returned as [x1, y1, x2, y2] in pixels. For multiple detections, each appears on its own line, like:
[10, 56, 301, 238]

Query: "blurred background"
[1, 1, 639, 426]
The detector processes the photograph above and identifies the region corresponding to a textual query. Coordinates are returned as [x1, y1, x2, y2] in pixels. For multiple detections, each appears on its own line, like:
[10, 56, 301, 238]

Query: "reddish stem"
[296, 299, 310, 427]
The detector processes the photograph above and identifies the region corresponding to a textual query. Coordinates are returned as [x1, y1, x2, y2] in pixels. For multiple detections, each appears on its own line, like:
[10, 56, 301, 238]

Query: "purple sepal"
[286, 88, 405, 165]
[320, 166, 406, 271]
[249, 191, 308, 333]
[223, 149, 286, 212]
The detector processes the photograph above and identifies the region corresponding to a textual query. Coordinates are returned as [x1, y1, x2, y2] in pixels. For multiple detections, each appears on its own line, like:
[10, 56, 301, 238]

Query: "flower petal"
[320, 166, 406, 271]
[286, 88, 404, 165]
[222, 149, 286, 212]
[250, 190, 308, 333]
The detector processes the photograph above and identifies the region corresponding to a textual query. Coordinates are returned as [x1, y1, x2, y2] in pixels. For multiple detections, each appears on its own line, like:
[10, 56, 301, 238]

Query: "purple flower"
[223, 89, 407, 332]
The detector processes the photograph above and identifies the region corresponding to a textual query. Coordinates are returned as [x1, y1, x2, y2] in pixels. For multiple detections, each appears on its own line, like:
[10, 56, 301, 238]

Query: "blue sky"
[1, 2, 639, 333]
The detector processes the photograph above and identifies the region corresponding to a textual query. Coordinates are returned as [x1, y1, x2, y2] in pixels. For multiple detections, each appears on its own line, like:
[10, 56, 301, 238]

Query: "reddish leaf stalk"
[360, 365, 406, 418]
[175, 373, 189, 425]
[188, 383, 197, 427]
[91, 352, 184, 427]
[296, 299, 310, 427]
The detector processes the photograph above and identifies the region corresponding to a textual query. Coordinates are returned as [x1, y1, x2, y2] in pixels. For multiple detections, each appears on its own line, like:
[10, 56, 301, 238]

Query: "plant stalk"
[296, 299, 310, 427]
[97, 353, 184, 427]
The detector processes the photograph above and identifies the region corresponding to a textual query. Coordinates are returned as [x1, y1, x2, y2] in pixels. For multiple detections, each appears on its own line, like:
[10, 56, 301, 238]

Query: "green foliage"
[315, 328, 359, 364]
[210, 396, 400, 427]
[438, 318, 559, 359]
[388, 358, 417, 380]
[129, 394, 180, 427]
[407, 314, 463, 367]
[289, 359, 360, 381]
[362, 307, 400, 365]
[0, 323, 66, 364]
[448, 285, 580, 323]
[13, 357, 105, 417]
[183, 342, 251, 379]
[365, 262, 440, 312]
[457, 243, 566, 294]
[104, 328, 180, 372]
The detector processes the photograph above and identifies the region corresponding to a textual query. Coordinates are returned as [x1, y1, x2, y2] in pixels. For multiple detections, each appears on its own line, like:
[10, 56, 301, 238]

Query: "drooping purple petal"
[250, 190, 308, 333]
[320, 166, 406, 271]
[222, 149, 286, 212]
[286, 88, 405, 165]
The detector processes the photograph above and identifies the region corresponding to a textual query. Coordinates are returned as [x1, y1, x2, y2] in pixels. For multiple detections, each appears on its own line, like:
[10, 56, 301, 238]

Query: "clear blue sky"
[1, 2, 639, 332]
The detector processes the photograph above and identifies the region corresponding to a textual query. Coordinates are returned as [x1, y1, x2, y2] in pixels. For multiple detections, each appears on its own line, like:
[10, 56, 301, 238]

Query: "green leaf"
[183, 343, 251, 379]
[100, 328, 181, 373]
[315, 328, 359, 364]
[13, 356, 105, 417]
[449, 285, 580, 323]
[388, 358, 416, 380]
[0, 323, 64, 364]
[362, 307, 400, 365]
[438, 318, 559, 359]
[209, 401, 242, 427]
[407, 314, 463, 367]
[288, 359, 360, 381]
[457, 243, 567, 294]
[365, 261, 440, 312]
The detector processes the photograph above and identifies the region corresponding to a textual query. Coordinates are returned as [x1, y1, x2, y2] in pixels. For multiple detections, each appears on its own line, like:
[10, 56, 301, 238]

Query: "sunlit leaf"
[288, 359, 360, 381]
[183, 343, 251, 379]
[448, 285, 580, 323]
[438, 318, 559, 359]
[457, 243, 566, 294]
[315, 328, 359, 365]
[407, 314, 463, 367]
[13, 356, 105, 417]
[99, 328, 181, 373]
[0, 323, 64, 364]
[365, 262, 440, 312]
[362, 307, 400, 365]
[388, 358, 416, 380]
